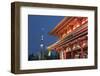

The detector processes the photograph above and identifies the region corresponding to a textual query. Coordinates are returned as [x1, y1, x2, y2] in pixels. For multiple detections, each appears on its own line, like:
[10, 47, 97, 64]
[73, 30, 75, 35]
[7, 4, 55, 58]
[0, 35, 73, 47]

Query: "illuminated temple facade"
[48, 17, 88, 59]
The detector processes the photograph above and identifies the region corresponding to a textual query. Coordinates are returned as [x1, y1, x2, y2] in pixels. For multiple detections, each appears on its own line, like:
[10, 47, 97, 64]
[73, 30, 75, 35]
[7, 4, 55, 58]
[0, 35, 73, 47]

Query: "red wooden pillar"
[59, 47, 67, 59]
[71, 51, 74, 58]
[79, 40, 84, 58]
[69, 43, 74, 59]
[80, 46, 84, 58]
[58, 48, 63, 59]
[60, 51, 64, 59]
[63, 47, 67, 59]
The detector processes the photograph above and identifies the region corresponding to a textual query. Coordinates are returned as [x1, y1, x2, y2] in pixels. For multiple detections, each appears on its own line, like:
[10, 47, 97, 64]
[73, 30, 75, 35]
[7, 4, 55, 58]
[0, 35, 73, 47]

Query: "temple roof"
[48, 23, 88, 50]
[48, 17, 73, 36]
[49, 17, 87, 37]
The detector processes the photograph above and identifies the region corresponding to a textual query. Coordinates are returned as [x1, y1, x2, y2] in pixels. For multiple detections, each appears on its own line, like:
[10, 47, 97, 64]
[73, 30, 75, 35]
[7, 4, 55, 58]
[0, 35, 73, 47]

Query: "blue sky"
[28, 15, 64, 55]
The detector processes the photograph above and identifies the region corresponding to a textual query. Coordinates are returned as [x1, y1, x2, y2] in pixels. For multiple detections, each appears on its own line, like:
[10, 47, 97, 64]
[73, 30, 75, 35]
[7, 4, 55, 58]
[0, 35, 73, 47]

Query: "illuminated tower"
[40, 27, 45, 59]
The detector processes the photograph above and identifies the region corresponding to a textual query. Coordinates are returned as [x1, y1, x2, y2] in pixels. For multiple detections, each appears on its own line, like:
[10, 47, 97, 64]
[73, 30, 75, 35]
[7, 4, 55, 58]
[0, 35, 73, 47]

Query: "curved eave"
[48, 17, 71, 36]
[48, 24, 88, 50]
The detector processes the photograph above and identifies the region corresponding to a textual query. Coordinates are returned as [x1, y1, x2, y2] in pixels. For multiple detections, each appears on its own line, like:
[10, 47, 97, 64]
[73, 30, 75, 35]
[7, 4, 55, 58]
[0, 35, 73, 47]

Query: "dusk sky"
[28, 15, 64, 55]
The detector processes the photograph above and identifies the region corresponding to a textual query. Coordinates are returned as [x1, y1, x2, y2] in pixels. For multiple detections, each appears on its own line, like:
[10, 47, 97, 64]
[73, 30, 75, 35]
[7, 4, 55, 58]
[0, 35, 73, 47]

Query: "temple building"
[47, 17, 88, 59]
